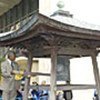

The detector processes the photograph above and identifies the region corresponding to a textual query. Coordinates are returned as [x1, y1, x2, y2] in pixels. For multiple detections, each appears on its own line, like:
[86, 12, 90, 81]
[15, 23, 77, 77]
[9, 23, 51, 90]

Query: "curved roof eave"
[0, 13, 100, 45]
[39, 14, 100, 40]
[0, 13, 39, 42]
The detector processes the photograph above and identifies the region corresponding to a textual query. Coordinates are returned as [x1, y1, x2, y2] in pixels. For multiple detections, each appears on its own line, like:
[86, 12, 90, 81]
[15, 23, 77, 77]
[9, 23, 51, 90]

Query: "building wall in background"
[39, 0, 51, 16]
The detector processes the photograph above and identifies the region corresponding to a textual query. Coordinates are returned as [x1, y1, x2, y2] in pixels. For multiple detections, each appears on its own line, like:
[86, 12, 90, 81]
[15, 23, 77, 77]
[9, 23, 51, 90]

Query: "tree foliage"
[0, 57, 6, 81]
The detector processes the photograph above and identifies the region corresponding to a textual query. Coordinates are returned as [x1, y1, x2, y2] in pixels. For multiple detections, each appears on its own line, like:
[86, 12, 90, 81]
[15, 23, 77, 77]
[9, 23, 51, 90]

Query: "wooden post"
[23, 52, 33, 100]
[91, 53, 100, 100]
[50, 47, 57, 100]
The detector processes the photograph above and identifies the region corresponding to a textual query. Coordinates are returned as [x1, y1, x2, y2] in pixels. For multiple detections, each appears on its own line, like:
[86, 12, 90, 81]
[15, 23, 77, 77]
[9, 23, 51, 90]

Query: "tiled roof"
[51, 15, 100, 31]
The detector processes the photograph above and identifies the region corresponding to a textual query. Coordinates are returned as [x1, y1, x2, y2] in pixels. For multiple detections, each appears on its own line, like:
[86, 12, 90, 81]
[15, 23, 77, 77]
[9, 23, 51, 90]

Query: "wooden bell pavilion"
[0, 0, 100, 100]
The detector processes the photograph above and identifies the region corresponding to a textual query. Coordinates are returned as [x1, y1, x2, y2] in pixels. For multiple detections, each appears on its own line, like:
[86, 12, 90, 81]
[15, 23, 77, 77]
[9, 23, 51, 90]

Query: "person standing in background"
[40, 81, 49, 100]
[93, 90, 99, 100]
[56, 91, 65, 100]
[63, 81, 73, 100]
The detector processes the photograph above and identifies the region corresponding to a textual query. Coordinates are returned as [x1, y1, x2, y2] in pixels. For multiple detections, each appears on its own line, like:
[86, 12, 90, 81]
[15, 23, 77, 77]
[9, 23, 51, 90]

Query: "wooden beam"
[58, 47, 95, 56]
[29, 72, 50, 76]
[91, 53, 100, 100]
[23, 52, 32, 100]
[29, 84, 96, 90]
[31, 46, 96, 57]
[57, 84, 96, 91]
[50, 47, 57, 100]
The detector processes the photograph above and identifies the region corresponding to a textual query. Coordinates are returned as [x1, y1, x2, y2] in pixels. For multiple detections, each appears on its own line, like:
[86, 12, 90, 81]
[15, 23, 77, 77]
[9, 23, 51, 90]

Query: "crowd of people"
[1, 50, 98, 100]
[3, 50, 99, 100]
[0, 50, 74, 100]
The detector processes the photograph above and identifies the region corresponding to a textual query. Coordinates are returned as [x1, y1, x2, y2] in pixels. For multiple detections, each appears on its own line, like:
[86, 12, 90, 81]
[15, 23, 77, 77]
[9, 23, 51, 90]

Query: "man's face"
[9, 54, 16, 61]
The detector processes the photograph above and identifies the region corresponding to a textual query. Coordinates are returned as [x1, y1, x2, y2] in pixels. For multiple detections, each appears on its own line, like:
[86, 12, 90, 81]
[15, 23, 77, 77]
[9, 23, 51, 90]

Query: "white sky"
[50, 0, 100, 25]
[70, 57, 95, 100]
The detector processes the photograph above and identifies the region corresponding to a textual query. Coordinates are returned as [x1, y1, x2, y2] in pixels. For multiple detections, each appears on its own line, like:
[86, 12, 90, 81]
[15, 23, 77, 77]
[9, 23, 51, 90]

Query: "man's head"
[7, 51, 16, 61]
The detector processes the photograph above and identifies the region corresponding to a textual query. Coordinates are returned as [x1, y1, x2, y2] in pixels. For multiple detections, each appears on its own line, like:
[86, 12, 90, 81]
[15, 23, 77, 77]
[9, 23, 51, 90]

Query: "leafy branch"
[0, 57, 6, 81]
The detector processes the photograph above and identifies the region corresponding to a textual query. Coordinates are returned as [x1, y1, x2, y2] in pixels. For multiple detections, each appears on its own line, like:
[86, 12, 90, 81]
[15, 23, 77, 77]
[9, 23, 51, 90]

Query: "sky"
[50, 0, 100, 25]
[70, 57, 95, 100]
